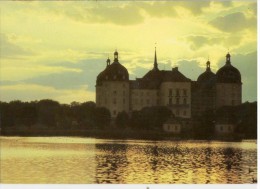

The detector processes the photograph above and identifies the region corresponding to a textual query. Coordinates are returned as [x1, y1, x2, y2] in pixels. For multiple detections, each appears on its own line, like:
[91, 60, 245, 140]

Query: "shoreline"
[1, 128, 253, 141]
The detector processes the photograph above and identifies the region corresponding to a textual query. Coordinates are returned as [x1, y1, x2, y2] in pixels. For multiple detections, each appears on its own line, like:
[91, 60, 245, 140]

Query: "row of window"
[169, 89, 187, 96]
[168, 98, 187, 105]
[174, 110, 187, 116]
[113, 90, 126, 95]
[98, 98, 126, 105]
[132, 91, 159, 97]
[132, 99, 159, 106]
[104, 83, 127, 88]
[166, 125, 180, 131]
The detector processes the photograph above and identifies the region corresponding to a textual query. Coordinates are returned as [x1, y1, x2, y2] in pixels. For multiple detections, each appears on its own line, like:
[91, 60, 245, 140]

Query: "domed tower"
[195, 60, 216, 116]
[215, 53, 242, 108]
[197, 60, 216, 86]
[96, 50, 130, 118]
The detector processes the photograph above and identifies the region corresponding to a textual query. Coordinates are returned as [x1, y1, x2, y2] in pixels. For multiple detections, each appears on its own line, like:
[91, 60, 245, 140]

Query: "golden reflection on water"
[0, 137, 257, 184]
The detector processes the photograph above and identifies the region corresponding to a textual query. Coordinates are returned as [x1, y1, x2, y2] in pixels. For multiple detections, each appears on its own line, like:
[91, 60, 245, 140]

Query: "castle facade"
[96, 50, 242, 121]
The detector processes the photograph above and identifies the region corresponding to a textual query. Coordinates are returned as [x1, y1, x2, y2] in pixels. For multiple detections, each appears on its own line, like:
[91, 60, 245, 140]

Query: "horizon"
[0, 1, 257, 103]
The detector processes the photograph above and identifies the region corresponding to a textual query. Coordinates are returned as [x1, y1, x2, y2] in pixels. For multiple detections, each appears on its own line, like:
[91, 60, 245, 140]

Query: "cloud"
[140, 2, 178, 18]
[0, 33, 34, 59]
[54, 3, 144, 26]
[186, 36, 210, 50]
[209, 12, 256, 33]
[186, 35, 243, 50]
[1, 64, 82, 81]
[0, 83, 95, 103]
[43, 1, 214, 26]
[176, 1, 211, 15]
[20, 58, 107, 91]
[174, 59, 205, 81]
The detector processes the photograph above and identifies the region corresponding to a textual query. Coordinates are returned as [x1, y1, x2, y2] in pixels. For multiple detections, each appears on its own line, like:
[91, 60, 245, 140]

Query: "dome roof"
[216, 53, 241, 83]
[96, 51, 129, 85]
[198, 71, 216, 83]
[197, 60, 216, 87]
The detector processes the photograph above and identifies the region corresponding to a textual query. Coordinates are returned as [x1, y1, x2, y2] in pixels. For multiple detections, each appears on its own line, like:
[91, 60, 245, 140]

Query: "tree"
[130, 106, 172, 130]
[37, 99, 60, 127]
[94, 107, 111, 128]
[115, 111, 129, 127]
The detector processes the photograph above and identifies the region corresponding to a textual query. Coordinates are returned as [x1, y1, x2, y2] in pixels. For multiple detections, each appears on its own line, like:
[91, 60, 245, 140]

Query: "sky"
[0, 1, 257, 104]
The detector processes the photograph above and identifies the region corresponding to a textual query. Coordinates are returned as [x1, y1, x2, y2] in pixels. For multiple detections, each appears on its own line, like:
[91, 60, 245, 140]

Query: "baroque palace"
[96, 49, 242, 134]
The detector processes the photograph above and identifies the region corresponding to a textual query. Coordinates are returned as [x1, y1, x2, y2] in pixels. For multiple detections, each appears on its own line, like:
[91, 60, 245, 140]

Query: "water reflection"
[0, 137, 257, 184]
[95, 143, 128, 183]
[93, 140, 256, 184]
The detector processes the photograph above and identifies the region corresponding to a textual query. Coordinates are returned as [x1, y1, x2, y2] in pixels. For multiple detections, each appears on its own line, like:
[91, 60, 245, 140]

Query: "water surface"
[0, 137, 257, 184]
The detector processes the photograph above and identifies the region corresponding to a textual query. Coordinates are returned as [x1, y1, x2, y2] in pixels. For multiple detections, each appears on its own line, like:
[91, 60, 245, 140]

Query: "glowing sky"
[0, 1, 257, 103]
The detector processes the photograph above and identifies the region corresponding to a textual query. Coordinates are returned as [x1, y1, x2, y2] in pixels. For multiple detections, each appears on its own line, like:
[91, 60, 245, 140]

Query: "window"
[123, 98, 125, 104]
[113, 75, 117, 79]
[183, 98, 187, 104]
[176, 89, 180, 96]
[169, 98, 172, 105]
[123, 75, 125, 80]
[169, 89, 173, 96]
[106, 76, 108, 80]
[140, 99, 143, 105]
[113, 99, 117, 104]
[113, 90, 117, 95]
[176, 110, 180, 116]
[123, 83, 125, 87]
[220, 126, 223, 131]
[105, 99, 107, 104]
[183, 89, 187, 96]
[147, 91, 150, 96]
[123, 91, 125, 96]
[175, 125, 178, 131]
[113, 110, 117, 115]
[147, 99, 150, 105]
[176, 98, 180, 105]
[183, 110, 186, 116]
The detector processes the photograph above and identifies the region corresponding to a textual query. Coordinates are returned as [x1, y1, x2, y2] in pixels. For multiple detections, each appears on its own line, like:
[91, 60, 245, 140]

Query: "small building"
[215, 123, 235, 135]
[163, 117, 182, 134]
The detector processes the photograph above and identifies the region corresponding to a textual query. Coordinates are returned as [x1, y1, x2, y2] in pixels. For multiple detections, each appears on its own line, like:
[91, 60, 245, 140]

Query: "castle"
[96, 49, 242, 133]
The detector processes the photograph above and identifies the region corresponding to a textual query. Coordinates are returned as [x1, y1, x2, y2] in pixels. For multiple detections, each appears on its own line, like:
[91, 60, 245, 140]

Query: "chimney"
[172, 67, 178, 71]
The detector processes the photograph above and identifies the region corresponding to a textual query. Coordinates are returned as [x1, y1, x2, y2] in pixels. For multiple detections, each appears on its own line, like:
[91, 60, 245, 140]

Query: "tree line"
[0, 100, 110, 130]
[0, 99, 257, 139]
[193, 101, 257, 139]
[0, 99, 172, 131]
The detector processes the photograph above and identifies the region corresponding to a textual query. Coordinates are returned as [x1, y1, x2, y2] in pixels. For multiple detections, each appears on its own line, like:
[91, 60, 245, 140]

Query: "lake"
[0, 137, 257, 184]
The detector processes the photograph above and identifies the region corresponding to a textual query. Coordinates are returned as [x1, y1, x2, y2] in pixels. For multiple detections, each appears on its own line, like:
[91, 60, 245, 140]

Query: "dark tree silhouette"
[115, 111, 129, 127]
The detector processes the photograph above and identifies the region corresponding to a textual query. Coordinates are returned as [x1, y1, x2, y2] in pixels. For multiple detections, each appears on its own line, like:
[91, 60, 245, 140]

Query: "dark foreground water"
[0, 137, 257, 184]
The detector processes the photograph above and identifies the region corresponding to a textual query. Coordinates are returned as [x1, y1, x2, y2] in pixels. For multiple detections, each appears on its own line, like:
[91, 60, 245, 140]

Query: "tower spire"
[226, 52, 231, 65]
[114, 50, 118, 62]
[106, 55, 110, 67]
[153, 45, 158, 71]
[206, 59, 211, 71]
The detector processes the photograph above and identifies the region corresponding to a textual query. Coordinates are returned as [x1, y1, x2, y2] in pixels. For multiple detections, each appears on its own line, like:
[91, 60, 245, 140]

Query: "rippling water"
[0, 137, 257, 184]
